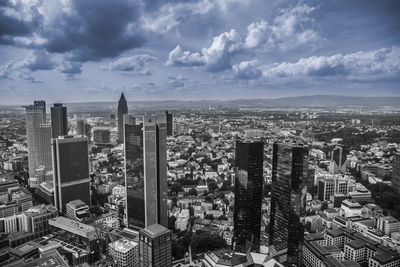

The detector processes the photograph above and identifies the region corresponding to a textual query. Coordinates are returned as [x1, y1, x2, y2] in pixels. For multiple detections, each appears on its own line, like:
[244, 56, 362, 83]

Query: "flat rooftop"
[49, 216, 96, 239]
[141, 223, 170, 238]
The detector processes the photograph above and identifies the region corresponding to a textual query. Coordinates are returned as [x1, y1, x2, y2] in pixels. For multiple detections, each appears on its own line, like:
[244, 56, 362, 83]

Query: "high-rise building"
[329, 146, 347, 174]
[24, 101, 52, 177]
[165, 111, 173, 136]
[392, 152, 400, 193]
[233, 140, 264, 253]
[76, 120, 85, 135]
[118, 93, 128, 143]
[50, 103, 68, 138]
[139, 224, 172, 267]
[124, 114, 168, 230]
[269, 142, 308, 266]
[51, 135, 91, 213]
[93, 127, 111, 145]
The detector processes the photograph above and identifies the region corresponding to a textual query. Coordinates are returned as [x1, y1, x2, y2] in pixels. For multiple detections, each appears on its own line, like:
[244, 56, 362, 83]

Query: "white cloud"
[261, 46, 400, 78]
[167, 29, 242, 72]
[233, 60, 261, 79]
[141, 0, 214, 33]
[102, 55, 157, 75]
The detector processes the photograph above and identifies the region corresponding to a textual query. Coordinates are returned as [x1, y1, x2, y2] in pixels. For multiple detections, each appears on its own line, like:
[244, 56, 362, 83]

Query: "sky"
[0, 0, 399, 104]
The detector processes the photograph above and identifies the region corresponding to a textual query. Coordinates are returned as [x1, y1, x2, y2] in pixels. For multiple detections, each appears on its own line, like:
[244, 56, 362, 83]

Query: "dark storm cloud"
[0, 0, 43, 44]
[43, 0, 145, 61]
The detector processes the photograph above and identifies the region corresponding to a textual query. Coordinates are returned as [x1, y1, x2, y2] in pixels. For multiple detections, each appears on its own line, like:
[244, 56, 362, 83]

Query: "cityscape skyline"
[0, 0, 399, 104]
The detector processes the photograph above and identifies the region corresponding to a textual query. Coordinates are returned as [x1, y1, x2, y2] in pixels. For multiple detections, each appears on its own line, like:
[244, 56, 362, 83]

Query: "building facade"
[233, 140, 264, 253]
[269, 142, 308, 266]
[124, 114, 168, 230]
[24, 101, 52, 177]
[118, 93, 128, 143]
[139, 224, 172, 267]
[52, 135, 91, 213]
[50, 103, 68, 138]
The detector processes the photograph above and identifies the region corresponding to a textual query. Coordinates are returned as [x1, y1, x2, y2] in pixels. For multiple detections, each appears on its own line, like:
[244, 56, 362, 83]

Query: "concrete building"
[139, 224, 172, 267]
[109, 239, 139, 267]
[377, 216, 400, 236]
[66, 199, 89, 222]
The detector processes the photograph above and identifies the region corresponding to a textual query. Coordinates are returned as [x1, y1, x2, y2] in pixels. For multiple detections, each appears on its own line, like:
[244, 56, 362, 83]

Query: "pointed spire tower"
[117, 92, 128, 143]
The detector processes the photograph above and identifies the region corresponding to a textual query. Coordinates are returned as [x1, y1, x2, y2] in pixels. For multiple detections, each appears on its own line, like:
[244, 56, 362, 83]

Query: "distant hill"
[1, 95, 399, 111]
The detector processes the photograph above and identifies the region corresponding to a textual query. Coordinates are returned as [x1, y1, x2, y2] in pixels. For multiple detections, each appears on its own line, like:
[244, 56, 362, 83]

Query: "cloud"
[167, 74, 187, 88]
[243, 4, 322, 50]
[42, 0, 145, 61]
[261, 46, 400, 79]
[167, 29, 242, 72]
[0, 0, 43, 44]
[243, 20, 270, 49]
[0, 0, 146, 62]
[0, 50, 54, 82]
[19, 50, 55, 71]
[233, 60, 262, 79]
[102, 55, 157, 75]
[59, 61, 82, 79]
[141, 0, 214, 33]
[167, 3, 321, 72]
[166, 45, 205, 66]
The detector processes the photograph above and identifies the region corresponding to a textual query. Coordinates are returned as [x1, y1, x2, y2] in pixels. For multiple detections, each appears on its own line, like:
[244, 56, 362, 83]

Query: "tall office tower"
[76, 119, 85, 135]
[139, 224, 172, 267]
[269, 142, 308, 266]
[392, 152, 400, 193]
[165, 111, 173, 136]
[50, 103, 68, 138]
[124, 114, 168, 230]
[52, 135, 91, 213]
[329, 146, 347, 174]
[233, 140, 264, 253]
[24, 101, 52, 178]
[117, 93, 128, 143]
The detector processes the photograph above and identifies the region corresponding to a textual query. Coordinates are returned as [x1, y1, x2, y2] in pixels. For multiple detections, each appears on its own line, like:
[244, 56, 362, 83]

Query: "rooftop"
[141, 223, 170, 238]
[110, 239, 138, 253]
[49, 216, 96, 239]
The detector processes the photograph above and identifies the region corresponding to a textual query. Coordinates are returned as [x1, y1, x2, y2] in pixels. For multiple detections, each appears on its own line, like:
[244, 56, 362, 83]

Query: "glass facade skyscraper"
[50, 103, 68, 138]
[269, 142, 308, 266]
[52, 135, 91, 213]
[165, 111, 173, 136]
[124, 114, 168, 230]
[24, 100, 52, 177]
[118, 93, 128, 143]
[233, 140, 264, 253]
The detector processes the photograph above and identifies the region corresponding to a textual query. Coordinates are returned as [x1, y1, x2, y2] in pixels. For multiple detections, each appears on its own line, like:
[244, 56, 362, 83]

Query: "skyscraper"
[52, 135, 91, 213]
[76, 119, 85, 135]
[233, 140, 264, 253]
[139, 224, 172, 267]
[329, 146, 347, 174]
[392, 152, 400, 193]
[50, 103, 68, 138]
[117, 93, 128, 143]
[24, 101, 52, 178]
[165, 110, 173, 136]
[124, 114, 168, 230]
[269, 142, 308, 266]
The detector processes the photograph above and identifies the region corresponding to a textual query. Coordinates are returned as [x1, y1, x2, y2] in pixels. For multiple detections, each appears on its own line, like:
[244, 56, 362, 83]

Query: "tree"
[320, 201, 329, 211]
[170, 182, 182, 194]
[223, 198, 230, 206]
[204, 214, 214, 220]
[188, 188, 198, 196]
[208, 181, 218, 193]
[191, 232, 227, 255]
[168, 216, 177, 231]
